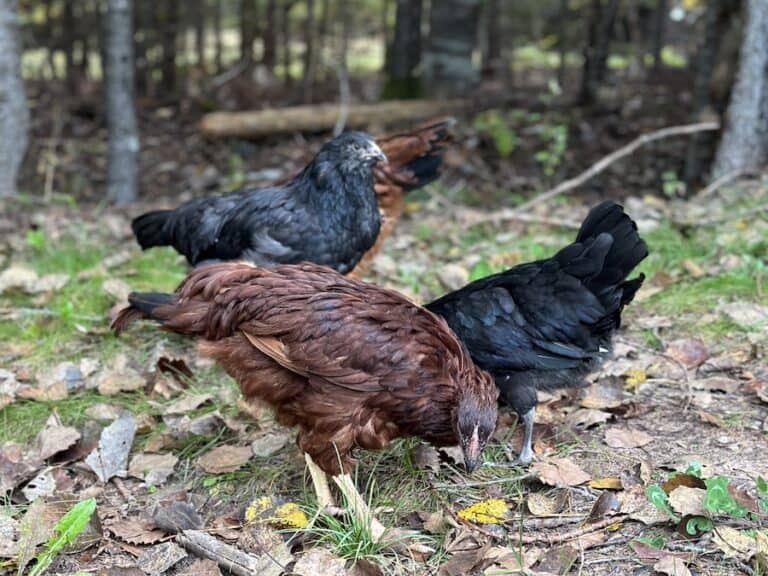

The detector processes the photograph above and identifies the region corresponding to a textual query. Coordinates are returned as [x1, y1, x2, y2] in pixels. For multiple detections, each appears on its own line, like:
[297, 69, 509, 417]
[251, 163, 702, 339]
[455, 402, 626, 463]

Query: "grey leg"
[500, 407, 535, 466]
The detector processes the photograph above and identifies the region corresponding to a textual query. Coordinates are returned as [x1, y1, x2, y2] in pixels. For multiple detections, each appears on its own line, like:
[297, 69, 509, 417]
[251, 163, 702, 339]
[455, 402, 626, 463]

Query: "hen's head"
[317, 132, 388, 174]
[454, 370, 498, 473]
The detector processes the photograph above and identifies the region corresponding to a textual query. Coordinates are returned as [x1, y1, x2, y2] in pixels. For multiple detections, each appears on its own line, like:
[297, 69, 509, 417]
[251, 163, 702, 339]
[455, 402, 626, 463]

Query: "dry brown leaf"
[712, 526, 756, 560]
[176, 559, 222, 576]
[566, 408, 612, 428]
[198, 445, 252, 474]
[85, 402, 123, 421]
[653, 555, 692, 576]
[536, 544, 579, 574]
[21, 468, 56, 501]
[250, 430, 291, 458]
[697, 411, 726, 427]
[84, 411, 136, 482]
[293, 548, 348, 576]
[136, 541, 187, 574]
[717, 301, 768, 328]
[586, 491, 620, 523]
[35, 414, 81, 460]
[163, 394, 213, 415]
[662, 473, 705, 493]
[128, 453, 178, 485]
[618, 485, 668, 525]
[97, 367, 145, 396]
[691, 377, 740, 394]
[106, 517, 167, 545]
[681, 259, 705, 278]
[604, 426, 653, 449]
[532, 457, 591, 487]
[483, 545, 542, 574]
[0, 442, 42, 493]
[579, 379, 628, 410]
[527, 491, 567, 516]
[665, 339, 709, 368]
[667, 486, 707, 517]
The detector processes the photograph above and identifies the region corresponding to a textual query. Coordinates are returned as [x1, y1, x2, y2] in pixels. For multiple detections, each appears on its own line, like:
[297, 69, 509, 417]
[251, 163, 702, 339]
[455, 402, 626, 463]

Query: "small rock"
[250, 431, 290, 458]
[85, 403, 123, 422]
[293, 548, 348, 576]
[437, 264, 470, 291]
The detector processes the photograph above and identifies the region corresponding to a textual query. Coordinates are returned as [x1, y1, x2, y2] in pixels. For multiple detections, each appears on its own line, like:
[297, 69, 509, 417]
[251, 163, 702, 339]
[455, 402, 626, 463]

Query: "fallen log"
[176, 530, 289, 576]
[199, 99, 470, 138]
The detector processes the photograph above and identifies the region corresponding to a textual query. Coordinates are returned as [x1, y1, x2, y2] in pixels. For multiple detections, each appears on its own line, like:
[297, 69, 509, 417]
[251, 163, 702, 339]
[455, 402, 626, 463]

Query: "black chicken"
[131, 132, 385, 274]
[426, 201, 648, 464]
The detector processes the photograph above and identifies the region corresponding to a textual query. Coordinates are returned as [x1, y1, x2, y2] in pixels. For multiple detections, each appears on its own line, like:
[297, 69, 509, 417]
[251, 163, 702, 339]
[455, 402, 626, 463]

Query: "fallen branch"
[512, 514, 626, 545]
[673, 202, 768, 228]
[176, 530, 286, 576]
[477, 121, 721, 225]
[694, 168, 757, 200]
[200, 99, 470, 138]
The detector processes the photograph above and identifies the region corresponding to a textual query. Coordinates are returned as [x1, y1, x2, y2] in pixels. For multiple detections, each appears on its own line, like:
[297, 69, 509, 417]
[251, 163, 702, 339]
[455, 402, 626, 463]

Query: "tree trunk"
[134, 0, 151, 96]
[263, 0, 277, 72]
[423, 0, 480, 97]
[482, 0, 502, 77]
[652, 0, 668, 72]
[158, 0, 179, 94]
[240, 0, 257, 64]
[193, 0, 205, 69]
[62, 0, 77, 95]
[105, 0, 139, 205]
[0, 0, 29, 197]
[214, 0, 223, 72]
[557, 0, 568, 88]
[301, 0, 317, 103]
[384, 0, 422, 97]
[579, 0, 620, 106]
[711, 0, 768, 179]
[281, 1, 294, 85]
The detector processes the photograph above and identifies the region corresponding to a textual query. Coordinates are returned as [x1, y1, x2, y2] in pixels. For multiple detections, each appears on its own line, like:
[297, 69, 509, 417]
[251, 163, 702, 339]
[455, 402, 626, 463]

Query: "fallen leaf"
[437, 264, 469, 291]
[438, 545, 489, 576]
[712, 526, 756, 560]
[532, 457, 591, 487]
[188, 411, 226, 436]
[567, 408, 612, 428]
[665, 339, 709, 368]
[235, 525, 293, 576]
[15, 499, 57, 573]
[411, 444, 440, 473]
[0, 442, 42, 493]
[653, 555, 692, 576]
[691, 377, 740, 394]
[662, 473, 706, 493]
[527, 491, 567, 516]
[128, 453, 178, 485]
[456, 498, 508, 524]
[618, 485, 669, 525]
[85, 402, 123, 421]
[176, 559, 222, 576]
[681, 259, 705, 278]
[483, 545, 542, 574]
[586, 491, 620, 522]
[97, 367, 145, 395]
[580, 379, 630, 410]
[717, 301, 768, 328]
[21, 468, 57, 501]
[0, 513, 19, 557]
[244, 496, 309, 529]
[421, 511, 447, 534]
[250, 430, 291, 458]
[106, 517, 167, 545]
[163, 394, 213, 415]
[667, 486, 707, 517]
[198, 445, 252, 474]
[84, 411, 136, 482]
[35, 414, 81, 460]
[536, 544, 579, 575]
[697, 411, 726, 427]
[153, 501, 203, 534]
[0, 266, 68, 294]
[589, 477, 623, 490]
[136, 541, 187, 575]
[293, 548, 348, 576]
[605, 426, 653, 449]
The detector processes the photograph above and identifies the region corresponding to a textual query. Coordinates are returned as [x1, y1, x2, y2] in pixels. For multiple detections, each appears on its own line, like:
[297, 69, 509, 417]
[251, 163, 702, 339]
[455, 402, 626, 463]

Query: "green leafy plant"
[25, 229, 45, 251]
[646, 485, 679, 521]
[661, 170, 686, 197]
[702, 476, 748, 518]
[685, 516, 714, 536]
[27, 498, 97, 576]
[473, 110, 518, 157]
[634, 535, 666, 549]
[534, 123, 568, 177]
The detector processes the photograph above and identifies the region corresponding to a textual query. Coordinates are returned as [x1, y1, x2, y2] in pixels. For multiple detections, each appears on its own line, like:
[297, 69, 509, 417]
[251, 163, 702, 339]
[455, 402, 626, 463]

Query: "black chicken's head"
[454, 373, 498, 473]
[317, 131, 388, 174]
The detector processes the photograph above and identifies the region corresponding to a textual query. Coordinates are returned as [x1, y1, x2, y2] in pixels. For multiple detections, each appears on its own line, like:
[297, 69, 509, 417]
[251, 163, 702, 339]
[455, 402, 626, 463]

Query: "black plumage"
[426, 201, 648, 464]
[132, 132, 385, 274]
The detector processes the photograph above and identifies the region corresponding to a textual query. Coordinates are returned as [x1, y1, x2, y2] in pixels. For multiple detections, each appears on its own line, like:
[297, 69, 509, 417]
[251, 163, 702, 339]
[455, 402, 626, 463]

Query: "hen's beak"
[365, 142, 388, 164]
[463, 425, 481, 473]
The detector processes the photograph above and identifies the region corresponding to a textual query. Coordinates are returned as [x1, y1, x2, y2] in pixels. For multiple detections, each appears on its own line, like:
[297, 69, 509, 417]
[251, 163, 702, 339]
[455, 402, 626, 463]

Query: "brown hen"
[112, 262, 496, 540]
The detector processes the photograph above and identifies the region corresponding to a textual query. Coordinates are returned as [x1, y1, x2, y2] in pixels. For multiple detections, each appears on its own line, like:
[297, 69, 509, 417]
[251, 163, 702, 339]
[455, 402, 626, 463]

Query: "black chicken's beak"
[365, 143, 388, 165]
[463, 425, 481, 473]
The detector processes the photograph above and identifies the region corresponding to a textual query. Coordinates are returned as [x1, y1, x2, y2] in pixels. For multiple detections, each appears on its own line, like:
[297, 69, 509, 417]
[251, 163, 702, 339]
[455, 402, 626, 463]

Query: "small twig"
[432, 472, 535, 489]
[112, 477, 132, 502]
[733, 559, 757, 576]
[694, 169, 756, 200]
[209, 59, 249, 89]
[475, 121, 720, 225]
[511, 514, 626, 545]
[673, 203, 768, 228]
[332, 62, 350, 137]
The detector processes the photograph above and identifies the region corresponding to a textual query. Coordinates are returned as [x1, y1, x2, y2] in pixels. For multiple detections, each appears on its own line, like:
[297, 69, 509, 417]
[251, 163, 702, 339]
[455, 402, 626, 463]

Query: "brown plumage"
[112, 262, 496, 537]
[356, 117, 455, 276]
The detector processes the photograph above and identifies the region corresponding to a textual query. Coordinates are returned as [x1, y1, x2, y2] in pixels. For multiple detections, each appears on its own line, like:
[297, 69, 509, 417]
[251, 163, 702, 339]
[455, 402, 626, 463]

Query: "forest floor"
[1, 170, 766, 575]
[3, 74, 768, 575]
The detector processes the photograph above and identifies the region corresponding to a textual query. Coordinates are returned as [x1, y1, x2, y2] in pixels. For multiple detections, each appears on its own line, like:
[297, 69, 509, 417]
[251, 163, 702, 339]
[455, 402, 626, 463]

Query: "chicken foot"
[332, 473, 387, 542]
[507, 407, 535, 466]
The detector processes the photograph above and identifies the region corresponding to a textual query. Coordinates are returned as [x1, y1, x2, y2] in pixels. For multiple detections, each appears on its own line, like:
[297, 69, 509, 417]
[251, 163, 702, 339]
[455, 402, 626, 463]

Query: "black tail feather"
[399, 153, 444, 191]
[132, 210, 173, 250]
[111, 292, 175, 335]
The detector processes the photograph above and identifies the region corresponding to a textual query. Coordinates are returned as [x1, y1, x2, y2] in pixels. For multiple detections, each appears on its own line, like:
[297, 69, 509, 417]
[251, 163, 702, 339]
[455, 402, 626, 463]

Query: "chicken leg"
[332, 474, 387, 542]
[305, 453, 335, 509]
[507, 407, 535, 465]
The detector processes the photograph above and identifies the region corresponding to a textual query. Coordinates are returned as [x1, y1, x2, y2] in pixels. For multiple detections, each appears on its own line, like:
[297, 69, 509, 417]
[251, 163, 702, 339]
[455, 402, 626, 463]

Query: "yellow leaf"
[624, 368, 647, 390]
[245, 496, 309, 529]
[456, 498, 508, 524]
[589, 477, 623, 490]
